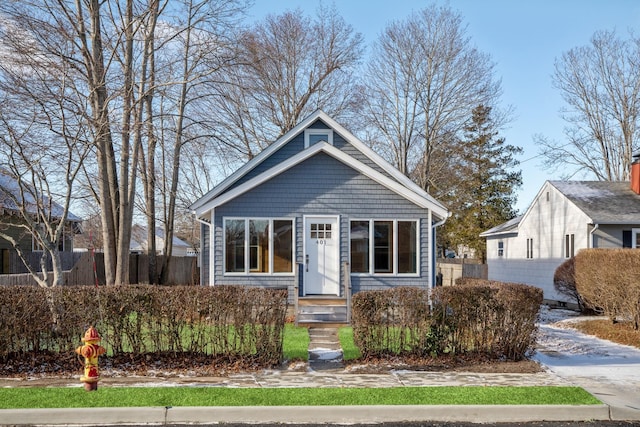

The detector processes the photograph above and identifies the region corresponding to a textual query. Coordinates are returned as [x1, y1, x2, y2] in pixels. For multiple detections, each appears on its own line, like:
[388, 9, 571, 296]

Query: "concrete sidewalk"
[0, 368, 637, 425]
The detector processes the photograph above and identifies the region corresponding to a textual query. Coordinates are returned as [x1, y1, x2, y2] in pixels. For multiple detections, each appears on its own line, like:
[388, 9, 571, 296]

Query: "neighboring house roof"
[481, 180, 640, 237]
[549, 180, 640, 224]
[130, 224, 191, 253]
[190, 110, 448, 220]
[479, 215, 522, 237]
[0, 169, 82, 222]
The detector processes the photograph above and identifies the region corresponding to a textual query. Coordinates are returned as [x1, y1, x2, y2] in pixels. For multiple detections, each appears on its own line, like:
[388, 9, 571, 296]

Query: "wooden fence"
[0, 252, 198, 286]
[436, 258, 487, 287]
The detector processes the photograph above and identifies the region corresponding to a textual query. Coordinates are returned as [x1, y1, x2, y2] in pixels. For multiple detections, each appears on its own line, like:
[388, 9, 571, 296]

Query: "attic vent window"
[304, 129, 333, 148]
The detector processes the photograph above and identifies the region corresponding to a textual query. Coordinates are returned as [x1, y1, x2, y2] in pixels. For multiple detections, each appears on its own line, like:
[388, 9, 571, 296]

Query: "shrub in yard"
[351, 287, 432, 358]
[0, 285, 288, 368]
[574, 249, 640, 329]
[351, 282, 541, 361]
[553, 257, 581, 310]
[433, 280, 542, 360]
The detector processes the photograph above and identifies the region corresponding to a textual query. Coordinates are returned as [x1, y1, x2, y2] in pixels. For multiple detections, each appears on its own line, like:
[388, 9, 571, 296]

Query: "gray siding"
[200, 222, 210, 285]
[593, 224, 640, 248]
[210, 152, 431, 292]
[222, 119, 397, 197]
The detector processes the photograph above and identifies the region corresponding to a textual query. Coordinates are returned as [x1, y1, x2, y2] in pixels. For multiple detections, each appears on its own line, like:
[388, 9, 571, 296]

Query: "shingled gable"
[190, 110, 447, 219]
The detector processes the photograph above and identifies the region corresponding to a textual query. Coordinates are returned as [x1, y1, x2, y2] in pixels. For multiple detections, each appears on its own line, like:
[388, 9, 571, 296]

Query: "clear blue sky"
[249, 1, 640, 213]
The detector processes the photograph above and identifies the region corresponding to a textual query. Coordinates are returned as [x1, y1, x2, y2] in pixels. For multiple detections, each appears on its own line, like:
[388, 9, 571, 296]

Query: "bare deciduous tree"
[363, 4, 504, 192]
[0, 28, 90, 288]
[537, 30, 640, 180]
[206, 4, 364, 162]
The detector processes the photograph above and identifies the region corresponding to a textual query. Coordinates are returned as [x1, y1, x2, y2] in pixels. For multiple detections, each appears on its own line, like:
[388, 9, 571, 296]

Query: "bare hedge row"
[0, 285, 288, 366]
[573, 249, 640, 329]
[351, 281, 542, 361]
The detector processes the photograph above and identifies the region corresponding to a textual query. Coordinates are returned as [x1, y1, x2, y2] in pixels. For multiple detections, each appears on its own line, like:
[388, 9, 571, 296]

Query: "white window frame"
[223, 217, 295, 276]
[497, 241, 504, 257]
[526, 238, 534, 259]
[304, 129, 333, 148]
[349, 218, 420, 277]
[632, 228, 640, 249]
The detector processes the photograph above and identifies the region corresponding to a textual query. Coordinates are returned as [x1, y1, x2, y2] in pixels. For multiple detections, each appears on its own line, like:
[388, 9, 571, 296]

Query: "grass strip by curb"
[0, 386, 600, 408]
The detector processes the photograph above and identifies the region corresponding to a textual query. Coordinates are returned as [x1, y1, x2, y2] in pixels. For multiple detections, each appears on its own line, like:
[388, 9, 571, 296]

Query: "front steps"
[296, 297, 348, 328]
[308, 327, 343, 370]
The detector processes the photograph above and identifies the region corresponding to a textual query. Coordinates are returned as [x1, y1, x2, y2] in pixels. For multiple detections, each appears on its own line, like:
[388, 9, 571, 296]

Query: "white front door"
[304, 216, 340, 295]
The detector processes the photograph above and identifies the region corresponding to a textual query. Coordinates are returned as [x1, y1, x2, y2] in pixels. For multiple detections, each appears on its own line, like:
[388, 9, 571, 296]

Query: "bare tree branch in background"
[205, 4, 364, 162]
[363, 4, 505, 193]
[0, 16, 91, 287]
[537, 30, 640, 181]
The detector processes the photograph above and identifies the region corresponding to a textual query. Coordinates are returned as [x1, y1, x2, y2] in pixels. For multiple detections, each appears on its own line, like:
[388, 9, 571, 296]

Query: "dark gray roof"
[479, 215, 522, 237]
[550, 181, 640, 224]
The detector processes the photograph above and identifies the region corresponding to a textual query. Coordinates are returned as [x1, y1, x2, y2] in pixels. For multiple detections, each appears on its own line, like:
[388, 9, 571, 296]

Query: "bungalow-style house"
[0, 170, 82, 273]
[481, 154, 640, 304]
[190, 110, 449, 324]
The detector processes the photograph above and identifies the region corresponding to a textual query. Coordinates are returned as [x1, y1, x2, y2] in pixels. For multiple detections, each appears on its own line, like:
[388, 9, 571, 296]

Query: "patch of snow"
[309, 347, 343, 361]
[534, 306, 640, 388]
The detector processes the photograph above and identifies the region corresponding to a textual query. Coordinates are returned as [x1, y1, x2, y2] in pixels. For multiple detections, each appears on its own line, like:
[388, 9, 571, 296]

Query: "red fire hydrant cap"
[81, 326, 101, 342]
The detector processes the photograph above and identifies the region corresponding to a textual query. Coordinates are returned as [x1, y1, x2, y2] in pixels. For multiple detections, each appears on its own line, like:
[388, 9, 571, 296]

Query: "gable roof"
[130, 224, 191, 252]
[190, 110, 448, 220]
[479, 215, 522, 237]
[548, 180, 640, 224]
[0, 169, 82, 222]
[481, 180, 640, 238]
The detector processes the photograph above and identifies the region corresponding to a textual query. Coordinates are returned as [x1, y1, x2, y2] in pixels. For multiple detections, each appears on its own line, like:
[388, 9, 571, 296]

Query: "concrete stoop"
[308, 327, 343, 370]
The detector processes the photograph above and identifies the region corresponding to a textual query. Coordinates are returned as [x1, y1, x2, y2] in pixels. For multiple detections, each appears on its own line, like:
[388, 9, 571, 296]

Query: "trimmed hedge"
[574, 249, 640, 329]
[0, 285, 288, 366]
[351, 281, 542, 361]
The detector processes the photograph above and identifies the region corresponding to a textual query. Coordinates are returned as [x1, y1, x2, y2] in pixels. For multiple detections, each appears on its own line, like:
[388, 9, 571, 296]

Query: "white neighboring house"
[481, 155, 640, 304]
[130, 224, 195, 257]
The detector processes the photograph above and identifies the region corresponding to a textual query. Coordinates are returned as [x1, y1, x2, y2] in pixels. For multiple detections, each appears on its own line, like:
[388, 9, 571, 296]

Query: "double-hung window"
[564, 234, 575, 258]
[350, 219, 418, 275]
[224, 218, 293, 274]
[526, 238, 534, 259]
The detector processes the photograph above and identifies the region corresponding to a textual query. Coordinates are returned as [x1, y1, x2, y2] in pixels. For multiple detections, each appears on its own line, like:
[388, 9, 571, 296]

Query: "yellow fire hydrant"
[75, 326, 106, 391]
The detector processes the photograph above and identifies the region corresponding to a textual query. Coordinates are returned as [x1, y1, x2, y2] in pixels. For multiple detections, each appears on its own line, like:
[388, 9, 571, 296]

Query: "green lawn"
[338, 326, 361, 360]
[283, 323, 310, 361]
[0, 386, 600, 409]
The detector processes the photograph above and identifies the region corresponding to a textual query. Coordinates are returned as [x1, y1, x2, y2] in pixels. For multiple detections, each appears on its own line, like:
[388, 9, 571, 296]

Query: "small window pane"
[249, 220, 269, 273]
[273, 220, 293, 273]
[374, 221, 393, 273]
[350, 221, 369, 273]
[308, 133, 329, 146]
[398, 221, 417, 274]
[225, 220, 245, 272]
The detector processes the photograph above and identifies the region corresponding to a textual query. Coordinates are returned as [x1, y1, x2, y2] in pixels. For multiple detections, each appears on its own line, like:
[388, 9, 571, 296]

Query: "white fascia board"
[194, 142, 449, 219]
[316, 112, 448, 214]
[189, 111, 328, 212]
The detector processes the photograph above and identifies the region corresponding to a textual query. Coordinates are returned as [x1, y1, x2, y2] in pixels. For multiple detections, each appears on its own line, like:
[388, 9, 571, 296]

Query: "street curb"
[0, 404, 615, 425]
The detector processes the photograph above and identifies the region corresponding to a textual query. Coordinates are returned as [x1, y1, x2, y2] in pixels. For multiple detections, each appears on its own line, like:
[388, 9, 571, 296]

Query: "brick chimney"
[632, 152, 640, 195]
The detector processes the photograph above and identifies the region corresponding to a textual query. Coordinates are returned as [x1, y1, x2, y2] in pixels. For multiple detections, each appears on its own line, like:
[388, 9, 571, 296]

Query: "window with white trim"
[497, 241, 504, 257]
[224, 218, 293, 274]
[350, 219, 418, 275]
[526, 238, 534, 259]
[304, 129, 333, 148]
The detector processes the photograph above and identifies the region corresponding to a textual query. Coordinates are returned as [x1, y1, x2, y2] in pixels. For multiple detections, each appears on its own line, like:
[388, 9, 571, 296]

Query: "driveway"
[533, 307, 640, 419]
